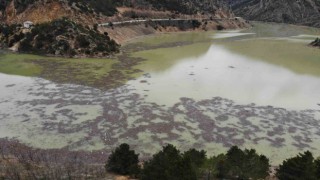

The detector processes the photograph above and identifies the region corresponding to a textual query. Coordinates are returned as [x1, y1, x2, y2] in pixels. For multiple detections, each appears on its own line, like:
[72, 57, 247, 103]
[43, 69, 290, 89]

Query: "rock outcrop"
[310, 38, 320, 47]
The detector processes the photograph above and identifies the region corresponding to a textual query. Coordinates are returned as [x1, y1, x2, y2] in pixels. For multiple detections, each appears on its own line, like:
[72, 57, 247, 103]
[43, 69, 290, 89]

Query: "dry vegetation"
[0, 138, 109, 179]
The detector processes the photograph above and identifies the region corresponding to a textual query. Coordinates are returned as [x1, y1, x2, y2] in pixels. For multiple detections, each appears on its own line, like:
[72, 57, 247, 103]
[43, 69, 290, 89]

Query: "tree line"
[1, 139, 319, 180]
[107, 143, 320, 180]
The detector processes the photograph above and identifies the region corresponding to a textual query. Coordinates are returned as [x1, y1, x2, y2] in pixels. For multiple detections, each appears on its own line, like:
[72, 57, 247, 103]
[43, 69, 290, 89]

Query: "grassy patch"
[0, 53, 137, 89]
[0, 53, 43, 76]
[34, 57, 116, 87]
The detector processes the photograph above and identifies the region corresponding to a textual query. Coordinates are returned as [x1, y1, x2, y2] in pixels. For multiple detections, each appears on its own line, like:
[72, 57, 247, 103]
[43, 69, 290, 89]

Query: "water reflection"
[130, 44, 320, 109]
[244, 22, 320, 38]
[212, 31, 255, 39]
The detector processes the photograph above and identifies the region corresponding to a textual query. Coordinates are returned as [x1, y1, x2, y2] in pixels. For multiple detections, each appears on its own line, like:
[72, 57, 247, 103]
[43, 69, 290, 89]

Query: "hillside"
[229, 0, 320, 27]
[0, 0, 119, 25]
[120, 0, 229, 14]
[1, 0, 234, 24]
[0, 18, 119, 57]
[0, 0, 249, 57]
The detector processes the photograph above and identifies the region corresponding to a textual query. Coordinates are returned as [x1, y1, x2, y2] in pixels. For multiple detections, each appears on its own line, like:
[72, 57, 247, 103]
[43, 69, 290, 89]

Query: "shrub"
[217, 25, 225, 30]
[315, 158, 320, 178]
[19, 39, 33, 52]
[93, 24, 98, 31]
[183, 148, 206, 167]
[141, 144, 198, 180]
[106, 143, 140, 176]
[12, 33, 24, 42]
[277, 151, 318, 180]
[191, 20, 201, 28]
[76, 35, 90, 48]
[216, 146, 270, 179]
[183, 148, 206, 177]
[94, 42, 107, 52]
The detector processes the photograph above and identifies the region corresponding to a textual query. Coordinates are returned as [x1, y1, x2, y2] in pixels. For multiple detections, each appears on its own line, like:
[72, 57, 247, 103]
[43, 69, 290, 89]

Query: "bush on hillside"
[76, 35, 90, 48]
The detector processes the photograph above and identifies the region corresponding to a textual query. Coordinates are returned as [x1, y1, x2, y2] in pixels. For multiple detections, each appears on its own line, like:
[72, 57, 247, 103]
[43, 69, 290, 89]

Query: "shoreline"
[102, 18, 251, 45]
[120, 26, 250, 46]
[251, 20, 320, 30]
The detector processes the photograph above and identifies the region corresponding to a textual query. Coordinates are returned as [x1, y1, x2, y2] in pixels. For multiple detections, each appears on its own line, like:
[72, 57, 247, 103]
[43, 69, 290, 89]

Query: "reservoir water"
[1, 23, 320, 164]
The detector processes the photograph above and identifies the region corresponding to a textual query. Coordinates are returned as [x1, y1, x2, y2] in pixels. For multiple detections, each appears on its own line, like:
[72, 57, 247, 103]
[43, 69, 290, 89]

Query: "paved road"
[99, 17, 243, 27]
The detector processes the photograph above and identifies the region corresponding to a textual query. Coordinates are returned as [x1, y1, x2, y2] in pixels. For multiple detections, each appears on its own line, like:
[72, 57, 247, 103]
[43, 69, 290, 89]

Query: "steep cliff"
[229, 0, 320, 27]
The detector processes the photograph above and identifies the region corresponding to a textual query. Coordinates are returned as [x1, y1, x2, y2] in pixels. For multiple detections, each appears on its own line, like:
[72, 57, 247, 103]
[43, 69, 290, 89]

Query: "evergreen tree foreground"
[106, 143, 140, 176]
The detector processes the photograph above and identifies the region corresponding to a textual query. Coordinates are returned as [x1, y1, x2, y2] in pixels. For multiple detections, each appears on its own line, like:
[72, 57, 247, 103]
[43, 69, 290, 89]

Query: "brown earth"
[4, 1, 98, 25]
[100, 18, 250, 44]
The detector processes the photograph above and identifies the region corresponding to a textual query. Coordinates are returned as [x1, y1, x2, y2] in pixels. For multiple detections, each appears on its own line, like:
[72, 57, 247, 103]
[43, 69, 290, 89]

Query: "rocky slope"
[229, 0, 320, 27]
